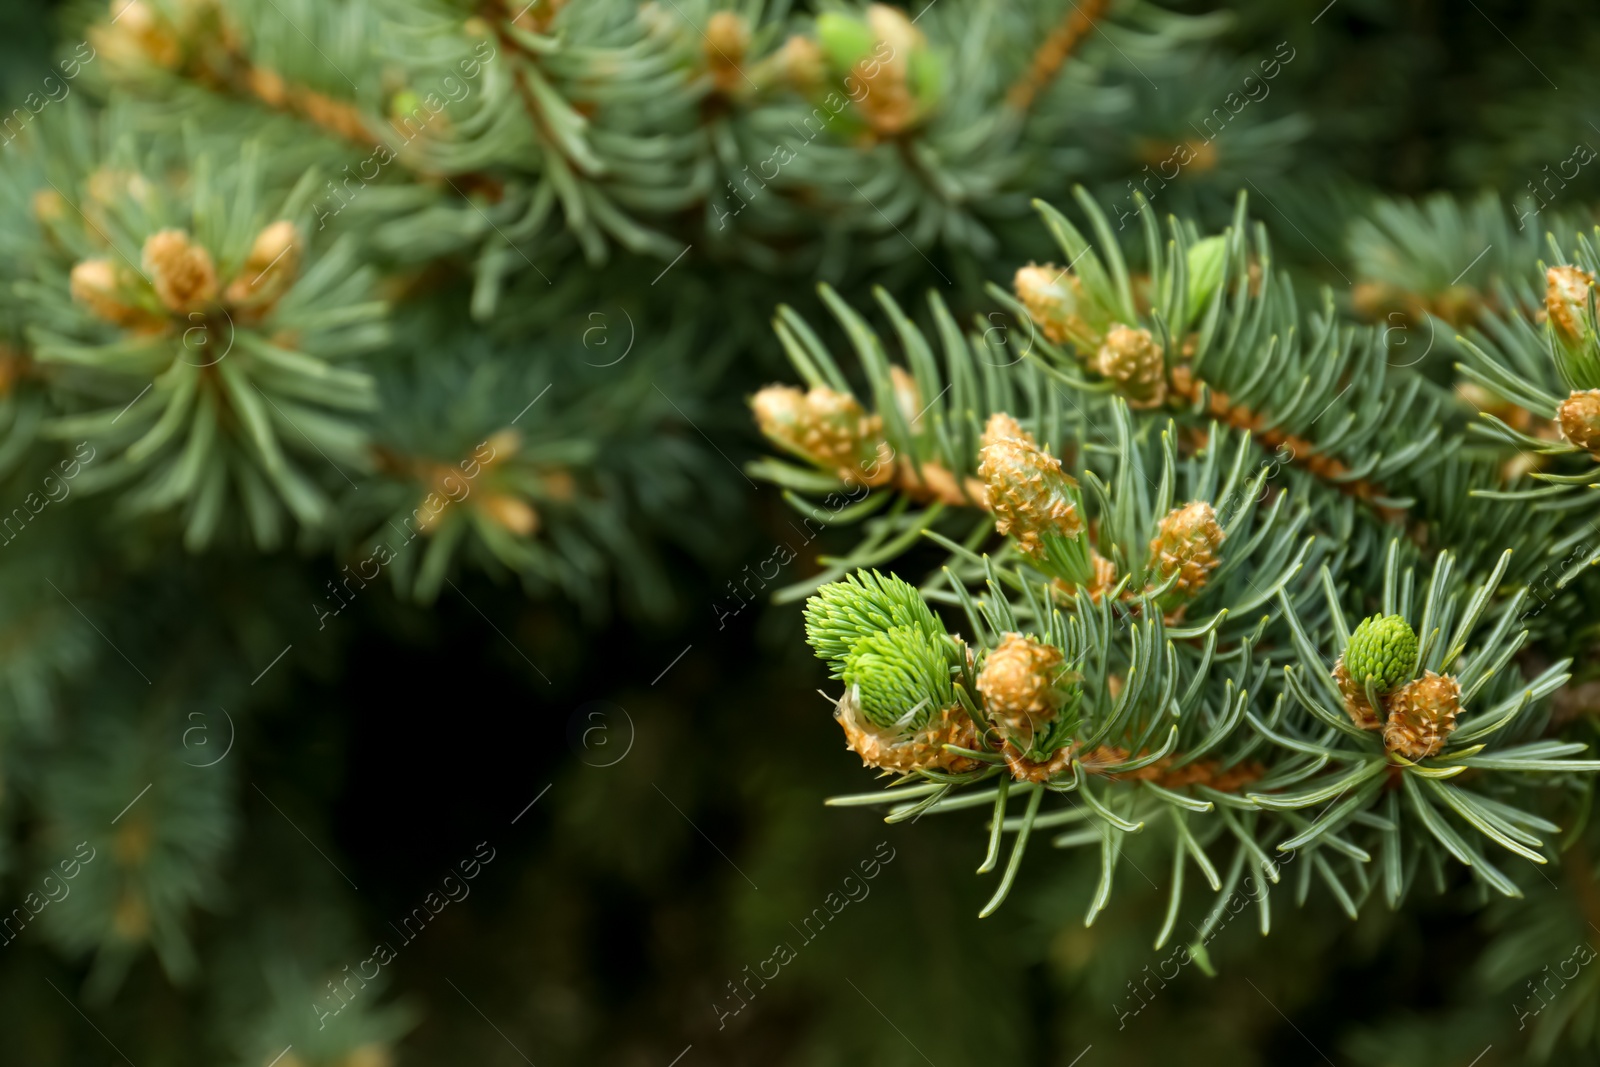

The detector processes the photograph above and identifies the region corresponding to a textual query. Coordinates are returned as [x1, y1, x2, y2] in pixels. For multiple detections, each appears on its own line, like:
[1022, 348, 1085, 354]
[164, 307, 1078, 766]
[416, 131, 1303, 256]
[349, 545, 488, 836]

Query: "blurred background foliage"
[1, 0, 1599, 1065]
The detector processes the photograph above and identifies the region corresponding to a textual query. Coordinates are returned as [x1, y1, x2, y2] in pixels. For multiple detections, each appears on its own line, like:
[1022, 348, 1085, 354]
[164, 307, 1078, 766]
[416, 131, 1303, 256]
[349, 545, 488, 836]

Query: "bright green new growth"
[1184, 235, 1228, 322]
[841, 626, 954, 730]
[804, 570, 947, 678]
[1344, 614, 1419, 693]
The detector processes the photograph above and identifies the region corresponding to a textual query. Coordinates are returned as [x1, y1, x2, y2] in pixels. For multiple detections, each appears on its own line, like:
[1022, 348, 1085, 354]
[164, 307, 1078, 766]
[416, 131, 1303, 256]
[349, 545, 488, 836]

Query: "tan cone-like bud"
[1095, 323, 1166, 407]
[1546, 265, 1595, 344]
[225, 220, 301, 308]
[143, 229, 218, 313]
[70, 258, 148, 327]
[95, 0, 182, 70]
[849, 4, 921, 136]
[1089, 550, 1118, 599]
[1333, 657, 1382, 730]
[480, 428, 522, 465]
[1014, 264, 1102, 349]
[1383, 670, 1460, 759]
[32, 189, 66, 224]
[704, 11, 751, 93]
[509, 0, 567, 34]
[1558, 389, 1600, 456]
[751, 384, 893, 485]
[1147, 501, 1224, 601]
[541, 469, 576, 502]
[247, 65, 290, 108]
[977, 633, 1068, 746]
[978, 412, 1082, 558]
[833, 687, 978, 773]
[1049, 551, 1119, 606]
[774, 35, 826, 93]
[478, 493, 540, 537]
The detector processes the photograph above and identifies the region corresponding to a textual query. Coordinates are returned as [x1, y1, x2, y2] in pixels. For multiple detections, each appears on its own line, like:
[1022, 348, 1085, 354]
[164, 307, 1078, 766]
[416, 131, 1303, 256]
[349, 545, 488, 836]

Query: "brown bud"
[1351, 281, 1405, 324]
[977, 633, 1071, 747]
[1094, 324, 1166, 407]
[977, 412, 1082, 558]
[849, 5, 922, 136]
[481, 429, 522, 465]
[509, 0, 567, 34]
[704, 11, 751, 94]
[225, 220, 301, 308]
[31, 189, 66, 224]
[478, 493, 539, 537]
[247, 65, 290, 108]
[1383, 670, 1460, 759]
[96, 0, 182, 69]
[1014, 264, 1103, 349]
[774, 35, 825, 93]
[541, 469, 576, 502]
[142, 229, 218, 313]
[833, 687, 978, 773]
[1558, 389, 1600, 456]
[70, 258, 149, 327]
[751, 384, 893, 485]
[980, 412, 1030, 449]
[1147, 501, 1224, 602]
[1088, 550, 1118, 599]
[1333, 657, 1381, 730]
[1048, 551, 1119, 607]
[1546, 265, 1595, 344]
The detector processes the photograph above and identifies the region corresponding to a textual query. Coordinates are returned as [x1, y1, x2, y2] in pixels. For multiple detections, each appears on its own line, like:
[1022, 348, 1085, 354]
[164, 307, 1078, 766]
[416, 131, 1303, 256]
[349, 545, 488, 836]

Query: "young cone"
[1094, 324, 1166, 407]
[142, 229, 218, 313]
[1546, 265, 1595, 347]
[977, 633, 1074, 750]
[1333, 659, 1383, 730]
[1343, 615, 1419, 694]
[1013, 264, 1107, 350]
[977, 412, 1082, 558]
[751, 384, 893, 485]
[1558, 389, 1600, 456]
[1147, 502, 1224, 606]
[1383, 671, 1461, 759]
